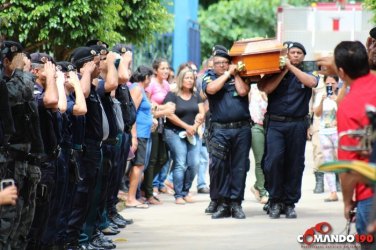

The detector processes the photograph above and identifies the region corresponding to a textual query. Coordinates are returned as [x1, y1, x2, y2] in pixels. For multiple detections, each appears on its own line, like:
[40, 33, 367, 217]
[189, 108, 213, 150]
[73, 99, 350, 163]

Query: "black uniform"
[263, 62, 319, 218]
[202, 67, 252, 219]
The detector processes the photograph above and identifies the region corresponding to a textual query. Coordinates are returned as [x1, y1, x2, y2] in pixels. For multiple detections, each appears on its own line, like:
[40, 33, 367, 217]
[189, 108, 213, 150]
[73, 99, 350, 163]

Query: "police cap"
[212, 44, 231, 61]
[30, 52, 55, 64]
[69, 47, 97, 69]
[112, 43, 132, 54]
[1, 41, 23, 59]
[284, 41, 306, 55]
[56, 61, 76, 72]
[89, 45, 108, 56]
[370, 27, 376, 40]
[85, 39, 109, 49]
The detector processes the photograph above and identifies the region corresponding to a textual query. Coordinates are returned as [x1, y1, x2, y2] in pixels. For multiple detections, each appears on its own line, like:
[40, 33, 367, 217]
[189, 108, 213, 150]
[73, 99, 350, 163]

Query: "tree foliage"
[199, 0, 281, 58]
[0, 0, 172, 59]
[365, 0, 376, 23]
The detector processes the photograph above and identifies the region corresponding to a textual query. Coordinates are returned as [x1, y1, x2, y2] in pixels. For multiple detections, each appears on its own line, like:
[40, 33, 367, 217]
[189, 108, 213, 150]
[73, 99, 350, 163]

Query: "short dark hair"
[130, 65, 153, 83]
[334, 41, 369, 79]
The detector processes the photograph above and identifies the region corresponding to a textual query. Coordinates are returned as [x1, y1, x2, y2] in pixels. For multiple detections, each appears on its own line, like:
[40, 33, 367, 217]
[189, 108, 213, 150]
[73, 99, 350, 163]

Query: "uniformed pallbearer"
[202, 45, 252, 219]
[258, 42, 319, 219]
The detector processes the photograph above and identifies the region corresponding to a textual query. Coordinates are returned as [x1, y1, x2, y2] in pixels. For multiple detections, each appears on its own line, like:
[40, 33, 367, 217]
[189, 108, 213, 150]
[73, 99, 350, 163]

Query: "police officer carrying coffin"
[258, 42, 319, 219]
[0, 41, 43, 249]
[202, 45, 252, 219]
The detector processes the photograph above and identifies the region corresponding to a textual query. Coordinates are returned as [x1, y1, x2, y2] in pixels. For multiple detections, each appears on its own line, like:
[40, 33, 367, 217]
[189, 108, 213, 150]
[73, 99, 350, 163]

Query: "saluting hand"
[122, 51, 132, 63]
[81, 61, 96, 75]
[10, 53, 25, 71]
[44, 61, 56, 81]
[106, 51, 116, 65]
[23, 55, 31, 72]
[68, 71, 80, 87]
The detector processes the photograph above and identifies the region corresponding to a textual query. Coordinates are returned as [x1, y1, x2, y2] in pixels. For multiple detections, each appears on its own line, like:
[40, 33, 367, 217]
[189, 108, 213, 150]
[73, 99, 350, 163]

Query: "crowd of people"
[0, 26, 376, 250]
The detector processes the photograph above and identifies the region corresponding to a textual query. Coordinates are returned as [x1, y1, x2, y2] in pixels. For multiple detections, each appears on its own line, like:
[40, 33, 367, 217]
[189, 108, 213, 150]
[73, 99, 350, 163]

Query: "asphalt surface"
[111, 142, 356, 250]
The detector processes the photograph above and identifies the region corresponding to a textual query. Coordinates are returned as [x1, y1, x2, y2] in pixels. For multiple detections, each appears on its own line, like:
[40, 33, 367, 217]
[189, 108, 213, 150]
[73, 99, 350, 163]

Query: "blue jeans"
[356, 197, 373, 235]
[164, 128, 200, 199]
[197, 143, 208, 189]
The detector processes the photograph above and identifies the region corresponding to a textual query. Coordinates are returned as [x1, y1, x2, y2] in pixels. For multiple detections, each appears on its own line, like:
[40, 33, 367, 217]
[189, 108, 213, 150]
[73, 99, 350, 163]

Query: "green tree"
[365, 0, 376, 22]
[0, 0, 172, 60]
[199, 0, 281, 58]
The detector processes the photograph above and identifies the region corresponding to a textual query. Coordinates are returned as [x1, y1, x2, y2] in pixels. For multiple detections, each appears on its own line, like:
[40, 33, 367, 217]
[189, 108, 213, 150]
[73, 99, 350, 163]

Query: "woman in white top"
[313, 75, 339, 202]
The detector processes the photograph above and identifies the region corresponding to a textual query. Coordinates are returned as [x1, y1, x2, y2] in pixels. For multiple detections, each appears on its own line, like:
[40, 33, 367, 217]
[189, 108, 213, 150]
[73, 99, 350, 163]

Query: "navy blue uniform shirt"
[267, 70, 318, 117]
[61, 93, 85, 149]
[85, 84, 105, 141]
[202, 69, 250, 123]
[34, 83, 62, 154]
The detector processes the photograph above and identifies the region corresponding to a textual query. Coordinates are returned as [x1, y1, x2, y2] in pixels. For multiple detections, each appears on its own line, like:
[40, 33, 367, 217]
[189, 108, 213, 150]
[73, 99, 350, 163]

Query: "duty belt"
[84, 139, 103, 148]
[211, 120, 252, 129]
[103, 137, 119, 146]
[268, 114, 306, 122]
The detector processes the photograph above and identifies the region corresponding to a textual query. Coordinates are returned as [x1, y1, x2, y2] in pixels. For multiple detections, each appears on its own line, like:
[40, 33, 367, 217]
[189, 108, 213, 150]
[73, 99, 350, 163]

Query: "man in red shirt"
[335, 41, 376, 235]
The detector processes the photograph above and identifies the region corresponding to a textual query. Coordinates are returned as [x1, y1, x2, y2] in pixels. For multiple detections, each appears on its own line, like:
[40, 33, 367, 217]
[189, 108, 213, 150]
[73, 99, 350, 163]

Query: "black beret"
[89, 45, 108, 56]
[284, 41, 306, 55]
[370, 27, 376, 39]
[85, 39, 109, 49]
[1, 41, 23, 58]
[69, 47, 97, 67]
[56, 61, 76, 72]
[212, 44, 231, 61]
[112, 43, 132, 54]
[30, 52, 55, 64]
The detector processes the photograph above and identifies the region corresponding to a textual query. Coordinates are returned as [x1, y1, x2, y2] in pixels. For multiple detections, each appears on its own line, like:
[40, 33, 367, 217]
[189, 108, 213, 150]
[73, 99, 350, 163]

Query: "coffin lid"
[229, 37, 286, 57]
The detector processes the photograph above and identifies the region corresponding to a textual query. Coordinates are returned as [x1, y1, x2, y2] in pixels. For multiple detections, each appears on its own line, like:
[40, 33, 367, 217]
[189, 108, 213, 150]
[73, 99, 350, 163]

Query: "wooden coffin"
[229, 38, 287, 76]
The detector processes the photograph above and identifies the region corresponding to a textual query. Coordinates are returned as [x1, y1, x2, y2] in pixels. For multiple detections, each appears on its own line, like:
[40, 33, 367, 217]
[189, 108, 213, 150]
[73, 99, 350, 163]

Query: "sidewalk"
[111, 142, 353, 250]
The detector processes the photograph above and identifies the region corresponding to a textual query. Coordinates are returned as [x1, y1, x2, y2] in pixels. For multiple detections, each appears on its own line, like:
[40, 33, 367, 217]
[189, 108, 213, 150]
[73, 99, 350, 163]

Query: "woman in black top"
[163, 68, 205, 204]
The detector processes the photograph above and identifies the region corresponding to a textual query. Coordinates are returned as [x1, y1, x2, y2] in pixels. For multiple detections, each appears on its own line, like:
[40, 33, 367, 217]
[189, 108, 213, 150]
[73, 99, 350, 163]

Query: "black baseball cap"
[30, 52, 55, 64]
[284, 41, 306, 55]
[212, 44, 231, 61]
[1, 41, 23, 59]
[56, 61, 76, 72]
[69, 47, 97, 69]
[112, 43, 132, 54]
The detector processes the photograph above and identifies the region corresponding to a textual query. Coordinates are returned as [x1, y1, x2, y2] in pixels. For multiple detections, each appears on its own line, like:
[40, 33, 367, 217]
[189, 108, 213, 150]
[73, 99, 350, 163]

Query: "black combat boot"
[284, 204, 297, 219]
[230, 201, 246, 219]
[269, 202, 283, 219]
[313, 172, 324, 193]
[211, 201, 231, 219]
[205, 200, 218, 214]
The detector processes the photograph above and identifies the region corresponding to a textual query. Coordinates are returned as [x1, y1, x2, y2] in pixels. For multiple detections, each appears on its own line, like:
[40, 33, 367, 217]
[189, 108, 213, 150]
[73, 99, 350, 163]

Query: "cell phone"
[302, 61, 320, 72]
[326, 85, 333, 96]
[0, 179, 14, 191]
[114, 53, 121, 69]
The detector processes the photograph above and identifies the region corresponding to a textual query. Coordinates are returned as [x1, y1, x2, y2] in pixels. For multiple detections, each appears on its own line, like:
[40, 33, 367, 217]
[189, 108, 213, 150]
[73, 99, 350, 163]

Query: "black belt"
[211, 120, 252, 129]
[84, 139, 103, 148]
[268, 114, 306, 122]
[103, 137, 119, 146]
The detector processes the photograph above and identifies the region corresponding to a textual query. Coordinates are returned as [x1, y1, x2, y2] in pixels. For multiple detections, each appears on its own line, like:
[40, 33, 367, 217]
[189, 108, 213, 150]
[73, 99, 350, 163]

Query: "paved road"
[110, 142, 355, 250]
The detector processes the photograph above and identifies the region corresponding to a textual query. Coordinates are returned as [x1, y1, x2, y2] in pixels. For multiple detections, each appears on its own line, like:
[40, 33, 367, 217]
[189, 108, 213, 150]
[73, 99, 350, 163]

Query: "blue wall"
[173, 0, 200, 71]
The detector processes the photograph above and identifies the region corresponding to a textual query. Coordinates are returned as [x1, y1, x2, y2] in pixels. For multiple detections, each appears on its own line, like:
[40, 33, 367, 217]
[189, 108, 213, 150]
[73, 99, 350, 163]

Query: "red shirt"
[337, 73, 376, 201]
